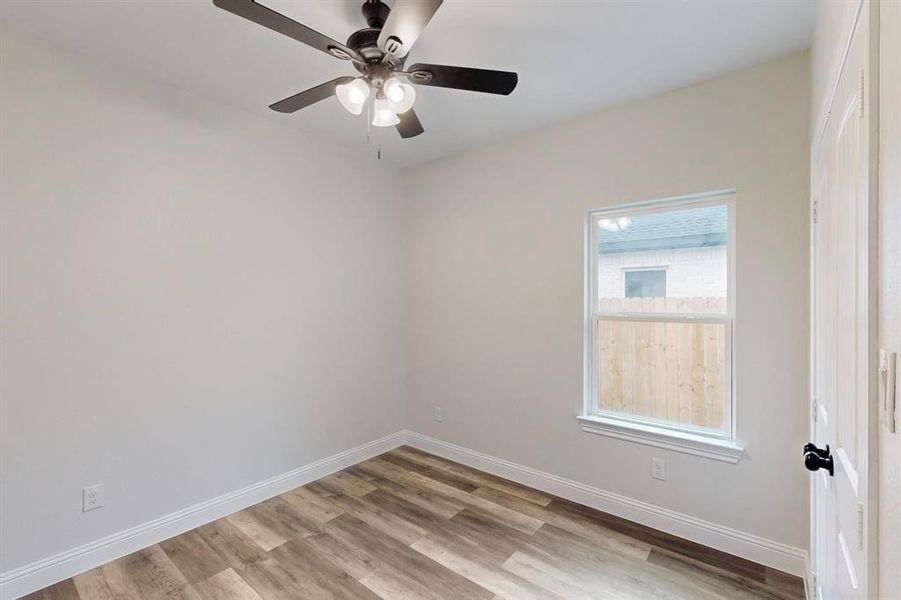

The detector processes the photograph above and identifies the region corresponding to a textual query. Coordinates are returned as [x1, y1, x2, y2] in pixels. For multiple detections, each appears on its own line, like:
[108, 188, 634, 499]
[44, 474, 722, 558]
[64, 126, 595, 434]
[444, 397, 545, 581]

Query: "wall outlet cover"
[83, 484, 104, 512]
[651, 458, 666, 481]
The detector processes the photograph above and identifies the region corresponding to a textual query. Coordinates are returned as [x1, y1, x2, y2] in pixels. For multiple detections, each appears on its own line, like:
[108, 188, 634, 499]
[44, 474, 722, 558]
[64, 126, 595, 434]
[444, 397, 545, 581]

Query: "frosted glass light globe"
[336, 78, 370, 115]
[383, 77, 416, 114]
[372, 97, 400, 127]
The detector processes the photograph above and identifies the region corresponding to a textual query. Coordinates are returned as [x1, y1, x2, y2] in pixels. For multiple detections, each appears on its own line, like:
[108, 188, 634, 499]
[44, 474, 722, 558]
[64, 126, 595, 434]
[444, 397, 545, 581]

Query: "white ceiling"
[0, 0, 815, 167]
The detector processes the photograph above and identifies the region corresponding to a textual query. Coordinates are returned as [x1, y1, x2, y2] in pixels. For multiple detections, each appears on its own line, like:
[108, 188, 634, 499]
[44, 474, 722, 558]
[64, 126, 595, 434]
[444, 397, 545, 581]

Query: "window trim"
[580, 189, 741, 462]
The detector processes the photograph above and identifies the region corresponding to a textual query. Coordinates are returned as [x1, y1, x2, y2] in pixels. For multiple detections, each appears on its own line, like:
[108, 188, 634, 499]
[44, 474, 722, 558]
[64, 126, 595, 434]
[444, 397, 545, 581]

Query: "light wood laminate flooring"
[24, 447, 805, 600]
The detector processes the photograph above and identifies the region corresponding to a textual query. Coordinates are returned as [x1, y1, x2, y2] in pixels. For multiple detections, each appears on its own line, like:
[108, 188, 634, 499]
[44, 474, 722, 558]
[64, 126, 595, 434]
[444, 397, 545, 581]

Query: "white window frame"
[621, 266, 668, 298]
[579, 189, 743, 463]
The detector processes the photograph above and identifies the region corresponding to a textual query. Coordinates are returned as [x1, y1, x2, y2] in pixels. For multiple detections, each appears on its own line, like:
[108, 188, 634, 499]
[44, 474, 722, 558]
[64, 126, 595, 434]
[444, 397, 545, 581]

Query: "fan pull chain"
[362, 90, 381, 159]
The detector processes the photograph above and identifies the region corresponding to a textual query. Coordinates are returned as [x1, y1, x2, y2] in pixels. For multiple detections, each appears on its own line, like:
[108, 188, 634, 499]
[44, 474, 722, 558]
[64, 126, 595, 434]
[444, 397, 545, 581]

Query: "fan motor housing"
[346, 28, 381, 62]
[347, 27, 405, 74]
[349, 2, 407, 74]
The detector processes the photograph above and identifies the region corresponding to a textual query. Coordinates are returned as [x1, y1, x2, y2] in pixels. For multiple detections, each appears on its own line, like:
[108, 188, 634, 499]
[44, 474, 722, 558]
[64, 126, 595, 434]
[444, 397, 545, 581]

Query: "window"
[581, 191, 741, 461]
[624, 268, 666, 298]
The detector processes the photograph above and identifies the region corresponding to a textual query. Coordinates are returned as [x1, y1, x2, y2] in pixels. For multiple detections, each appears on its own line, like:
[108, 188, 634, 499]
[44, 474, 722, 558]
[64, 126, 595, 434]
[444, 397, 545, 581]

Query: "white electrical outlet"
[651, 458, 666, 481]
[83, 484, 104, 512]
[434, 406, 443, 422]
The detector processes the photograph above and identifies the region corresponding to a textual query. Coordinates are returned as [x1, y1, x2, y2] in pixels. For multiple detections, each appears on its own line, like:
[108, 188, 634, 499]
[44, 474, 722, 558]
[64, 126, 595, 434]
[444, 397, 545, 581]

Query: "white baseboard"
[0, 431, 407, 600]
[1, 429, 808, 598]
[404, 431, 809, 578]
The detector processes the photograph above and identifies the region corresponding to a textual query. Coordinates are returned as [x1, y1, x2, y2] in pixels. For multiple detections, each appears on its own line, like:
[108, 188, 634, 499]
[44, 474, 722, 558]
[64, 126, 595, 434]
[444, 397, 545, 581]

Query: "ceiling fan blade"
[396, 109, 424, 139]
[406, 63, 518, 95]
[269, 77, 354, 113]
[213, 0, 362, 61]
[377, 0, 443, 59]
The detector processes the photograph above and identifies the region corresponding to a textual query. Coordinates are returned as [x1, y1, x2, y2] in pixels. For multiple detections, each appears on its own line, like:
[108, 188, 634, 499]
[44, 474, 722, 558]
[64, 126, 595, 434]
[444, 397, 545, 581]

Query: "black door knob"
[803, 442, 834, 476]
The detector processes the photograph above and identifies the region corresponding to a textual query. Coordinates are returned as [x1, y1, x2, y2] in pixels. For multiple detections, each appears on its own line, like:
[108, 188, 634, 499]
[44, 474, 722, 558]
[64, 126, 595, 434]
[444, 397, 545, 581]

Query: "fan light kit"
[334, 76, 416, 125]
[213, 0, 518, 139]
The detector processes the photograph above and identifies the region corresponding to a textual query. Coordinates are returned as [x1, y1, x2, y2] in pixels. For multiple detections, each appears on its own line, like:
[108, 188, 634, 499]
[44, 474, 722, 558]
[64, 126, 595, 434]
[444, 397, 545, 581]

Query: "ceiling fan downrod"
[362, 0, 390, 29]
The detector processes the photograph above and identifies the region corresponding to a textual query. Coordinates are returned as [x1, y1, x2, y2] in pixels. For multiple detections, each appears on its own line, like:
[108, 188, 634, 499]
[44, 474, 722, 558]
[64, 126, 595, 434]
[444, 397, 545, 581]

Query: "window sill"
[577, 415, 744, 463]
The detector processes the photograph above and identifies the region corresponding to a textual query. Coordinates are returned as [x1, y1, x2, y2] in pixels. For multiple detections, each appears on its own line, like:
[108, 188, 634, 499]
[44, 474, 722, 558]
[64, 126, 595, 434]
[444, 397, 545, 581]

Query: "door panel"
[811, 4, 872, 599]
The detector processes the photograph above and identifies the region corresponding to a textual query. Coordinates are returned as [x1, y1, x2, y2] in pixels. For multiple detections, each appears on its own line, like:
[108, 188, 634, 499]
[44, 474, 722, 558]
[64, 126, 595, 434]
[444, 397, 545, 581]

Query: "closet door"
[809, 3, 876, 598]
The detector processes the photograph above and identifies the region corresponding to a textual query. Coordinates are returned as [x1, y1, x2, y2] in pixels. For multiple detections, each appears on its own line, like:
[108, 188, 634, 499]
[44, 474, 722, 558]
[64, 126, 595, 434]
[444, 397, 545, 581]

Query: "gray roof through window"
[599, 205, 727, 254]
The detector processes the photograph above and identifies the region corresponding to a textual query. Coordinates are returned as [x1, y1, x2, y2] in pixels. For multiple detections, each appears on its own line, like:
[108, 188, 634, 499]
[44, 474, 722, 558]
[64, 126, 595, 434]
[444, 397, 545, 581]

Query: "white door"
[810, 5, 876, 600]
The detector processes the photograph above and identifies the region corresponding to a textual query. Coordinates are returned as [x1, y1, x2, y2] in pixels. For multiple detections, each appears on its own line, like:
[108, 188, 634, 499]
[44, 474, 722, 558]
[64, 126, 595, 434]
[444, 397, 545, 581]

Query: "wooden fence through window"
[595, 297, 728, 431]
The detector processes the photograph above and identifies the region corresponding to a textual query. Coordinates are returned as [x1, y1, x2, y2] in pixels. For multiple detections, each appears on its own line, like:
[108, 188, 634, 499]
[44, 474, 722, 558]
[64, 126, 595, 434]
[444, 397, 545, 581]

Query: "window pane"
[624, 269, 666, 298]
[597, 204, 727, 314]
[595, 318, 727, 432]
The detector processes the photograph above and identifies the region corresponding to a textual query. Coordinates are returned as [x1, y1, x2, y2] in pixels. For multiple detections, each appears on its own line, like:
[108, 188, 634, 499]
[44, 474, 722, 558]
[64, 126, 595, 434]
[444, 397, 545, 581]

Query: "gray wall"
[405, 52, 810, 550]
[0, 31, 406, 572]
[1, 28, 814, 580]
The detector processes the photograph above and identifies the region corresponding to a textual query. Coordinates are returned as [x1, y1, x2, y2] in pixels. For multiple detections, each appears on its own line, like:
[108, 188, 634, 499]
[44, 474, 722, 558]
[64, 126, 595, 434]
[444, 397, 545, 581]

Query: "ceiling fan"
[212, 0, 518, 139]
